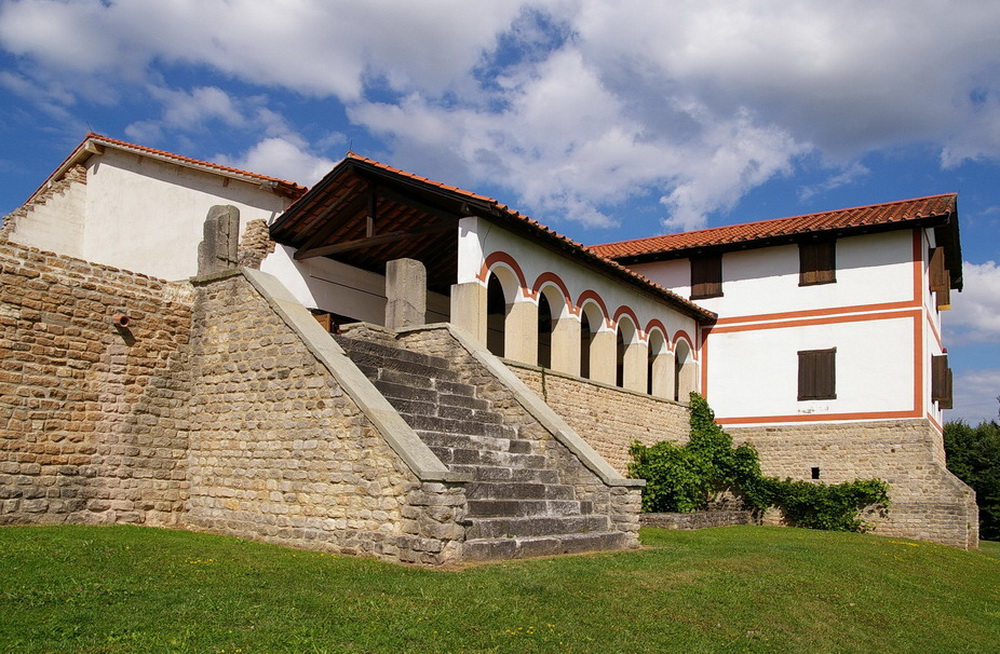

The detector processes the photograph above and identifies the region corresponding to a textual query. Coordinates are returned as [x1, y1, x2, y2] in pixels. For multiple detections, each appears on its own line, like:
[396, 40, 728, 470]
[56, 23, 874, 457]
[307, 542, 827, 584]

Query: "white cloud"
[948, 261, 1000, 343]
[799, 163, 871, 201]
[950, 368, 1000, 425]
[5, 0, 1000, 230]
[215, 136, 337, 187]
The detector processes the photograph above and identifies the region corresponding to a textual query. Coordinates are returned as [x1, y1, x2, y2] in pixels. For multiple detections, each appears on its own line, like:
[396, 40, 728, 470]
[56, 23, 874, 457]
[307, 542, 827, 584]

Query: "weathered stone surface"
[197, 205, 240, 275]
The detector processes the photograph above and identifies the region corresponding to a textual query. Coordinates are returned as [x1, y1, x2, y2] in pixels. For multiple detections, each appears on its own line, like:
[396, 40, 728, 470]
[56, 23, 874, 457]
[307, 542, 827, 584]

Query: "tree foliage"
[629, 393, 890, 532]
[944, 418, 1000, 541]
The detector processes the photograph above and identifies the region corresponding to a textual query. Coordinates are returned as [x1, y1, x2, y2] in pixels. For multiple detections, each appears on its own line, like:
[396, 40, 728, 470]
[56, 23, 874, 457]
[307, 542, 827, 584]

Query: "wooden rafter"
[293, 219, 457, 260]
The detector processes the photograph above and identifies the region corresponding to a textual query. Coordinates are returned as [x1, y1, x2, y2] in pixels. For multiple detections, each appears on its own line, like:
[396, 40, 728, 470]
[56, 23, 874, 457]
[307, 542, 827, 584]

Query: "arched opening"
[537, 292, 552, 368]
[580, 311, 592, 379]
[486, 273, 506, 357]
[674, 339, 694, 402]
[616, 328, 626, 387]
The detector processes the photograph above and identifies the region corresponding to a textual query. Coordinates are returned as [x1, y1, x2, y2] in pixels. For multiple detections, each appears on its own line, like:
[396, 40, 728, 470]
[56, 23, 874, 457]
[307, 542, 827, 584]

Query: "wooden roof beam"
[293, 219, 458, 260]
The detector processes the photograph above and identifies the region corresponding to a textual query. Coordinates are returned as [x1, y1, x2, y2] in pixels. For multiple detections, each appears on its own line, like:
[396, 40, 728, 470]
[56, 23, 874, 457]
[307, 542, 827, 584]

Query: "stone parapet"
[508, 362, 690, 475]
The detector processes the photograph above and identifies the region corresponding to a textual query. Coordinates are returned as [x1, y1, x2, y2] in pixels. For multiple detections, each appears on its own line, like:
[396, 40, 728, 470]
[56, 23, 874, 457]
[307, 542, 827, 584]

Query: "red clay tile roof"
[277, 153, 716, 322]
[590, 194, 958, 260]
[25, 133, 307, 205]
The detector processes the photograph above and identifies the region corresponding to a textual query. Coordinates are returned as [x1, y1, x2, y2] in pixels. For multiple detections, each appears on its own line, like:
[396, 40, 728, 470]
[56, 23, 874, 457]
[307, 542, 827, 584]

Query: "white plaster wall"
[82, 150, 291, 280]
[632, 230, 916, 317]
[8, 178, 86, 258]
[707, 316, 916, 421]
[458, 216, 699, 347]
[261, 246, 449, 325]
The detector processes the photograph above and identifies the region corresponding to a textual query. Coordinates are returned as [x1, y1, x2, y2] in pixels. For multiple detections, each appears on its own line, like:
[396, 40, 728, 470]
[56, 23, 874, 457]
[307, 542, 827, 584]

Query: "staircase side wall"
[397, 326, 642, 547]
[0, 242, 193, 526]
[728, 420, 978, 548]
[509, 363, 691, 475]
[187, 273, 464, 564]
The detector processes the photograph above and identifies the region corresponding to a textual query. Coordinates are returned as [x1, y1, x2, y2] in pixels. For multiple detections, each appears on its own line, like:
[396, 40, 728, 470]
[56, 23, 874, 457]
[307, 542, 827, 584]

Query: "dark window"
[799, 240, 836, 286]
[932, 354, 953, 409]
[811, 467, 821, 480]
[691, 254, 723, 299]
[798, 348, 836, 400]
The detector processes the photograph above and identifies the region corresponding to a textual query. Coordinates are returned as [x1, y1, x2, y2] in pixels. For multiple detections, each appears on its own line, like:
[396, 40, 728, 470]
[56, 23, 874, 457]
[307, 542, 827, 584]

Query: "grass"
[1, 525, 997, 653]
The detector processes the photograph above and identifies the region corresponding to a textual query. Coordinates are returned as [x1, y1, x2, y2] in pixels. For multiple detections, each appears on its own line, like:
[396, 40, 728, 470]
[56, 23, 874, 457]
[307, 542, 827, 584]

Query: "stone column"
[589, 329, 617, 385]
[450, 282, 487, 345]
[550, 315, 581, 376]
[197, 205, 240, 275]
[385, 258, 426, 330]
[504, 299, 537, 365]
[623, 341, 648, 393]
[651, 351, 675, 399]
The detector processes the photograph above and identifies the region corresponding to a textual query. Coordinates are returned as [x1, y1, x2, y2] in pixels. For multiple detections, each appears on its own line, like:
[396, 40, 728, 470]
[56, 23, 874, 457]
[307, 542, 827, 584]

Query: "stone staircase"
[335, 333, 628, 560]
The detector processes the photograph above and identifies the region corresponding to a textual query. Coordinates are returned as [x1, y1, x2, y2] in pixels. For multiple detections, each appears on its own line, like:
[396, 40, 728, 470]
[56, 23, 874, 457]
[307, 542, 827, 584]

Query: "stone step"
[450, 465, 561, 485]
[465, 481, 578, 501]
[462, 531, 629, 561]
[373, 380, 438, 404]
[429, 447, 547, 469]
[404, 415, 516, 440]
[335, 336, 451, 373]
[466, 499, 592, 518]
[436, 403, 504, 424]
[464, 514, 612, 540]
[437, 393, 491, 411]
[416, 431, 535, 455]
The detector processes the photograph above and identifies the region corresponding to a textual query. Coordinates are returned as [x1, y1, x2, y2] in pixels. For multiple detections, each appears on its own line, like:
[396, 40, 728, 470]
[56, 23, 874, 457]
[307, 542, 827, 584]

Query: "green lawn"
[1, 525, 997, 653]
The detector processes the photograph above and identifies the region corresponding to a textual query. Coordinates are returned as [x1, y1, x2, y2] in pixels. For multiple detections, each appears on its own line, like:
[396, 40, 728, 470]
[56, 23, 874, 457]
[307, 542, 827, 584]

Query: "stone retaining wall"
[185, 272, 465, 565]
[0, 242, 193, 526]
[728, 420, 978, 548]
[509, 363, 690, 475]
[641, 510, 757, 530]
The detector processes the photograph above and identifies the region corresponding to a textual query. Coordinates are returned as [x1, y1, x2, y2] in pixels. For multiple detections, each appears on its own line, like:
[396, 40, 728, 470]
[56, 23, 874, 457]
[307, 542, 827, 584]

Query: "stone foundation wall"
[641, 510, 757, 530]
[509, 363, 690, 475]
[0, 242, 193, 526]
[397, 326, 643, 548]
[186, 273, 465, 564]
[729, 420, 978, 548]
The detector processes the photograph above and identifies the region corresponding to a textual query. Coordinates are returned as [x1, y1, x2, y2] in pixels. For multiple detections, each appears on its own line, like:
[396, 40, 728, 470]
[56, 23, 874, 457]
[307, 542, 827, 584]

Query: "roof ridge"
[86, 132, 307, 190]
[593, 193, 957, 251]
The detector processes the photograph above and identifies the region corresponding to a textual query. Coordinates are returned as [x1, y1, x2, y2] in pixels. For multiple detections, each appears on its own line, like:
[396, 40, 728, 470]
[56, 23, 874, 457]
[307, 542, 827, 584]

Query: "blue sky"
[1, 1, 999, 423]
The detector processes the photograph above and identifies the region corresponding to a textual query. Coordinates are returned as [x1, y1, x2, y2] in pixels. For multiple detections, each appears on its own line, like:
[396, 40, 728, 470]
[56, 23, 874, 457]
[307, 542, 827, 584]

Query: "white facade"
[630, 227, 951, 427]
[7, 140, 293, 281]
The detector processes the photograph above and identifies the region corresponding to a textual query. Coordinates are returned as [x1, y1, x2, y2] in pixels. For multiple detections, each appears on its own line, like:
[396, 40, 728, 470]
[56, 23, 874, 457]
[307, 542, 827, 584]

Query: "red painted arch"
[576, 290, 612, 329]
[477, 251, 529, 299]
[532, 272, 576, 314]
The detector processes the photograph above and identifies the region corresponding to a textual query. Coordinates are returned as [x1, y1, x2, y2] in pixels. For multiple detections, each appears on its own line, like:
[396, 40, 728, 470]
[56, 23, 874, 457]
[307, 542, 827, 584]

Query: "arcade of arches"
[452, 264, 698, 402]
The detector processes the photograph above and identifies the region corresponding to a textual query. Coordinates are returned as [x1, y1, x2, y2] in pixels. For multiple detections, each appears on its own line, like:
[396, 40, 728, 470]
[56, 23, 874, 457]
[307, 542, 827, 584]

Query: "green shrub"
[628, 392, 890, 532]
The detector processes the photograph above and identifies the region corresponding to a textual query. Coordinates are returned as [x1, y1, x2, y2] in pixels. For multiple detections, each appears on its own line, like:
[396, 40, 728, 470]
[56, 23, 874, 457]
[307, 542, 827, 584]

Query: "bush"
[944, 419, 1000, 540]
[628, 393, 890, 532]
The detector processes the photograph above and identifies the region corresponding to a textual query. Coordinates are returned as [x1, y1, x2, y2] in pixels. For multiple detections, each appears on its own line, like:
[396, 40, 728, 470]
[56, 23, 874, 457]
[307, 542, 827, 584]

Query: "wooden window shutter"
[932, 354, 953, 408]
[691, 254, 723, 299]
[800, 240, 836, 285]
[929, 247, 949, 292]
[798, 348, 836, 400]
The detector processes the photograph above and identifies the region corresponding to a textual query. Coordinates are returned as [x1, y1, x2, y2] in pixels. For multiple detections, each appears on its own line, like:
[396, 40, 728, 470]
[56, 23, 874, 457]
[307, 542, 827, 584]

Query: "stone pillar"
[385, 258, 426, 330]
[551, 315, 581, 376]
[651, 351, 675, 399]
[504, 299, 537, 365]
[623, 341, 648, 393]
[197, 205, 240, 275]
[589, 329, 617, 385]
[450, 282, 487, 345]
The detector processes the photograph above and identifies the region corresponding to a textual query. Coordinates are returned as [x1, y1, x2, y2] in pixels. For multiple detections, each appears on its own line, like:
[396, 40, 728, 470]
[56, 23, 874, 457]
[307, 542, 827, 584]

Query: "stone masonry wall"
[510, 363, 690, 475]
[0, 241, 193, 526]
[397, 326, 642, 547]
[729, 420, 978, 548]
[186, 273, 465, 564]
